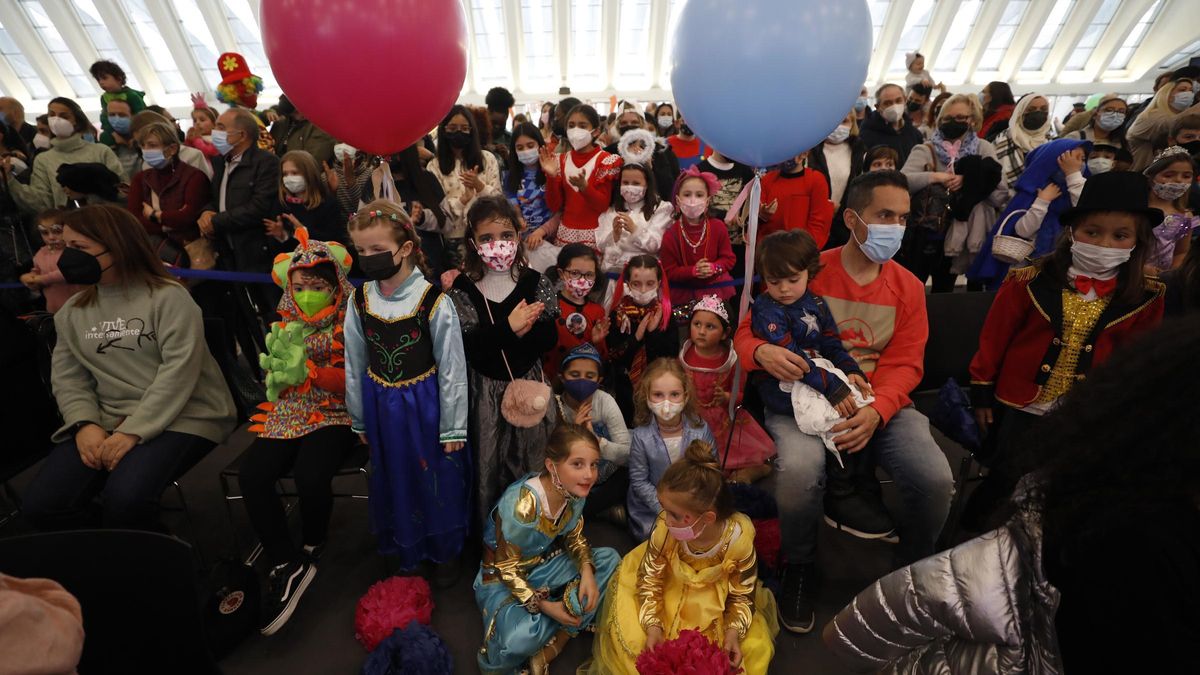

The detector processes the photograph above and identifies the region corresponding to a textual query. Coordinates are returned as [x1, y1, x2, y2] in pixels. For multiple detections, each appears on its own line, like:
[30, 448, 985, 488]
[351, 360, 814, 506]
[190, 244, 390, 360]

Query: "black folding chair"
[0, 530, 222, 675]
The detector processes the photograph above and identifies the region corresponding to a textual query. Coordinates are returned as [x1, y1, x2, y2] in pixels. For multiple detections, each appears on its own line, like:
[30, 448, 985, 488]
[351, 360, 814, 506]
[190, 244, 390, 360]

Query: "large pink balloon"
[261, 0, 467, 156]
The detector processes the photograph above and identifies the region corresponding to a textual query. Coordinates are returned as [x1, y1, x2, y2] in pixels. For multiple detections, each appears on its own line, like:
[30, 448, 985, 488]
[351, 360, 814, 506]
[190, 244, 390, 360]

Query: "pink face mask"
[477, 240, 518, 272]
[564, 276, 594, 297]
[667, 518, 708, 542]
[678, 196, 708, 220]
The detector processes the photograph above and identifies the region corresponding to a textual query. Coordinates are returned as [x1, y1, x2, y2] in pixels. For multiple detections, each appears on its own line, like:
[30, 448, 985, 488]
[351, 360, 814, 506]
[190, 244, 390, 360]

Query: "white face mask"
[283, 175, 307, 194]
[649, 399, 684, 421]
[1086, 157, 1113, 175]
[32, 133, 51, 150]
[826, 125, 851, 144]
[47, 116, 75, 139]
[626, 287, 657, 305]
[333, 143, 356, 162]
[1070, 238, 1134, 277]
[880, 104, 905, 124]
[516, 148, 540, 166]
[657, 115, 674, 130]
[566, 127, 593, 151]
[620, 184, 646, 204]
[1171, 91, 1195, 111]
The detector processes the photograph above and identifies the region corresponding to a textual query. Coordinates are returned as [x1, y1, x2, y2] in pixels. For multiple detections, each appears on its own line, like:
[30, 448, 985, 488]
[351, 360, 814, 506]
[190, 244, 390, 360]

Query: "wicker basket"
[990, 209, 1035, 264]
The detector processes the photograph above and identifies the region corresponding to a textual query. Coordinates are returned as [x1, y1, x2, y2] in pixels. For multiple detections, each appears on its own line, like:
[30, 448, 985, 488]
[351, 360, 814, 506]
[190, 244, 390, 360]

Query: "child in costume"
[966, 171, 1165, 527]
[606, 255, 678, 423]
[186, 94, 220, 158]
[446, 195, 560, 526]
[553, 343, 630, 518]
[589, 440, 779, 675]
[344, 200, 471, 570]
[627, 358, 714, 541]
[660, 166, 737, 306]
[213, 52, 275, 152]
[1143, 146, 1197, 271]
[475, 424, 620, 675]
[595, 160, 675, 275]
[544, 244, 609, 381]
[680, 295, 775, 483]
[541, 103, 622, 249]
[749, 230, 874, 454]
[240, 227, 356, 635]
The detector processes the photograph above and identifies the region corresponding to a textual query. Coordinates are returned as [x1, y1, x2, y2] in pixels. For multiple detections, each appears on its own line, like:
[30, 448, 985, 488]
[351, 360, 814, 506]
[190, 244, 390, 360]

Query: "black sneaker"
[777, 563, 817, 634]
[824, 491, 897, 541]
[260, 559, 317, 636]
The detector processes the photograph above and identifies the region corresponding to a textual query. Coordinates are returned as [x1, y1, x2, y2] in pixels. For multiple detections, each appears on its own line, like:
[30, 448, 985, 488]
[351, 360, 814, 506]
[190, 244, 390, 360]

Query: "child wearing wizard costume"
[240, 227, 357, 636]
[213, 52, 274, 152]
[344, 200, 471, 571]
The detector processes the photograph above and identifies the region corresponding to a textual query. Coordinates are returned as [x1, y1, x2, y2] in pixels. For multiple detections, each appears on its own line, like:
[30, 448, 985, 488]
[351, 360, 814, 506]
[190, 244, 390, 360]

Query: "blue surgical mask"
[211, 129, 234, 155]
[1096, 111, 1125, 131]
[108, 115, 131, 135]
[854, 96, 868, 113]
[563, 378, 600, 403]
[142, 148, 168, 169]
[852, 213, 905, 264]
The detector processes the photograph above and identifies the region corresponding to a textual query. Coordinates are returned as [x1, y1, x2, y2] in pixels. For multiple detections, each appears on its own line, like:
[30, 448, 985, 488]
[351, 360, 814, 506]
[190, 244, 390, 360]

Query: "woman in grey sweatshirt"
[22, 205, 235, 530]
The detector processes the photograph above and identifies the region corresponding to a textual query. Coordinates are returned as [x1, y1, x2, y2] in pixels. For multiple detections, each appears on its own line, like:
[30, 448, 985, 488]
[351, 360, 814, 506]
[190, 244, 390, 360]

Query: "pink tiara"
[691, 294, 729, 324]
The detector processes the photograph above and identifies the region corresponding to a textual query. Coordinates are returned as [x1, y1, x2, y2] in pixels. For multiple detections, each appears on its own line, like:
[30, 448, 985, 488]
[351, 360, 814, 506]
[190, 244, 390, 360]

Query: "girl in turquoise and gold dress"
[474, 424, 620, 675]
[589, 440, 779, 675]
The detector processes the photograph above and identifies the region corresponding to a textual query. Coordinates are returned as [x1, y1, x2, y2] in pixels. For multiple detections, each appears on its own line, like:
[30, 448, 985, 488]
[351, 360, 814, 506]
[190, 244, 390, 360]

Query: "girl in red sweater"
[661, 166, 736, 306]
[758, 151, 835, 247]
[543, 243, 610, 380]
[540, 104, 623, 249]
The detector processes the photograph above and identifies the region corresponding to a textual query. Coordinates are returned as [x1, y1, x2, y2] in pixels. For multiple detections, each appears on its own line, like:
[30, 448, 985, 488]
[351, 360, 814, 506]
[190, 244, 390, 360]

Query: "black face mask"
[618, 126, 640, 137]
[1022, 110, 1049, 131]
[680, 124, 693, 136]
[444, 131, 471, 149]
[553, 122, 566, 138]
[907, 100, 924, 113]
[58, 247, 107, 285]
[358, 250, 402, 281]
[938, 120, 970, 140]
[1179, 139, 1200, 157]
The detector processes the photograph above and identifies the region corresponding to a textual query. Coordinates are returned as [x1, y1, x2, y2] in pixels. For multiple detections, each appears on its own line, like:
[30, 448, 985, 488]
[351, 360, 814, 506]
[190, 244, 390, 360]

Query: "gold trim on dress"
[366, 364, 437, 388]
[364, 284, 433, 323]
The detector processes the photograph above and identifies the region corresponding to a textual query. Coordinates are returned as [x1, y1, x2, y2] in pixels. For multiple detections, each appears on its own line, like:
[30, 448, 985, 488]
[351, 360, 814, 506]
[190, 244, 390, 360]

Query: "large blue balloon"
[669, 0, 872, 168]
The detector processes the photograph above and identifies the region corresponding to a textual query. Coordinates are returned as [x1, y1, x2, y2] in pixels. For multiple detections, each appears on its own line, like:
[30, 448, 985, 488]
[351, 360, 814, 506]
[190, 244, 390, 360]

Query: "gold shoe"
[529, 630, 570, 675]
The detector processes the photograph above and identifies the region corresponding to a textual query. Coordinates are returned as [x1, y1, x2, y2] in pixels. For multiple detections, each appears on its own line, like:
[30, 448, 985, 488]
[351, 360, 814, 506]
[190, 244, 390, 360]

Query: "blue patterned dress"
[344, 271, 470, 569]
[505, 166, 555, 239]
[474, 474, 620, 674]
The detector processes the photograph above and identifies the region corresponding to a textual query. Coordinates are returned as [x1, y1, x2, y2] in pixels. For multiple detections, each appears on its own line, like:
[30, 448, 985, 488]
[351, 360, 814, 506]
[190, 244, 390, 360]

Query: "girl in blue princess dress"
[475, 424, 620, 675]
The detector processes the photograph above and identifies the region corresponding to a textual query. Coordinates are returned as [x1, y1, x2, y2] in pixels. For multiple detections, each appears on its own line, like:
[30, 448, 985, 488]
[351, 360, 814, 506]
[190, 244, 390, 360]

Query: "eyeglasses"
[562, 269, 597, 281]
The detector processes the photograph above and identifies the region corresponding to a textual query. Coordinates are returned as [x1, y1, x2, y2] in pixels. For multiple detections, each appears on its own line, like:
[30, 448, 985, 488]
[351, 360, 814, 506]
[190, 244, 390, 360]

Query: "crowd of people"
[1, 48, 1199, 674]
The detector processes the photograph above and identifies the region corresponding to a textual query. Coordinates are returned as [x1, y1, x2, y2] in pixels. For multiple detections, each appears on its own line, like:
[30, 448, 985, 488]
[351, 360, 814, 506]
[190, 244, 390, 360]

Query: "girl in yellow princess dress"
[588, 440, 779, 674]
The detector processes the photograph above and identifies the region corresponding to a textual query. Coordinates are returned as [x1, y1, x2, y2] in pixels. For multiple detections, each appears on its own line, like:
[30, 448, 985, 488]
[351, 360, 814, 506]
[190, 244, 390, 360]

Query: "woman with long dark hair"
[427, 105, 503, 269]
[21, 205, 235, 531]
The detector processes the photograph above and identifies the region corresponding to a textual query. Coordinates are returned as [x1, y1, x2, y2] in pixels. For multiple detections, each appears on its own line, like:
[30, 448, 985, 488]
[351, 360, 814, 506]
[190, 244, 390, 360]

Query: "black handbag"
[203, 558, 261, 658]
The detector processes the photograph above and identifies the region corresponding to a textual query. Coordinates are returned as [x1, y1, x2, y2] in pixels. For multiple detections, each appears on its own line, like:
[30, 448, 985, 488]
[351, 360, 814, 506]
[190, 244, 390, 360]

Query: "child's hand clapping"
[591, 317, 610, 344]
[508, 299, 545, 337]
[635, 304, 662, 340]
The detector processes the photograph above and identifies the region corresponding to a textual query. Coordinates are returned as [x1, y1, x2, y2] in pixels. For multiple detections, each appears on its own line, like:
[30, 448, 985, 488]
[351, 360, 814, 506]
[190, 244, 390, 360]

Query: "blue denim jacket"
[626, 417, 715, 541]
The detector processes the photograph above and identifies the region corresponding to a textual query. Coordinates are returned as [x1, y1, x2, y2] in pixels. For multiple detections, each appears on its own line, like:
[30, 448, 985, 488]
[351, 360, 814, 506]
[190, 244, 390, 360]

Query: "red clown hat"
[218, 52, 253, 86]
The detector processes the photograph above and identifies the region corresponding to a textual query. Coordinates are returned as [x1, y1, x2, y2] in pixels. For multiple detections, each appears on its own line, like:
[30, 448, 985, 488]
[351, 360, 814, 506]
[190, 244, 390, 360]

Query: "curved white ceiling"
[0, 0, 1195, 115]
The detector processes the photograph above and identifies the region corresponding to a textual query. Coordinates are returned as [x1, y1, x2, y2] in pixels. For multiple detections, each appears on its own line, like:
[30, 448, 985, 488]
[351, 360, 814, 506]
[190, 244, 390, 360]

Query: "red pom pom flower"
[354, 576, 435, 651]
[635, 629, 743, 675]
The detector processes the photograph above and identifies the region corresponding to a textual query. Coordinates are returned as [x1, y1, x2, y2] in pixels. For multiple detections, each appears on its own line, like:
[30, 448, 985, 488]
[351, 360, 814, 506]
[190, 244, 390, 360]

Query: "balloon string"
[722, 171, 762, 471]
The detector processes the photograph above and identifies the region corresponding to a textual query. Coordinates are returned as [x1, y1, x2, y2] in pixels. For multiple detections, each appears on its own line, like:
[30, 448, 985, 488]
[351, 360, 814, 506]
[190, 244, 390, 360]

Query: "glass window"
[1157, 39, 1200, 73]
[470, 0, 510, 92]
[868, 0, 892, 50]
[119, 0, 187, 93]
[68, 0, 141, 91]
[890, 0, 936, 73]
[939, 0, 982, 71]
[19, 0, 94, 97]
[1064, 0, 1120, 71]
[613, 0, 652, 90]
[520, 0, 557, 94]
[975, 0, 1029, 73]
[569, 0, 603, 92]
[220, 0, 275, 90]
[1107, 0, 1163, 71]
[1020, 0, 1074, 72]
[0, 19, 50, 100]
[169, 0, 221, 87]
[659, 0, 684, 87]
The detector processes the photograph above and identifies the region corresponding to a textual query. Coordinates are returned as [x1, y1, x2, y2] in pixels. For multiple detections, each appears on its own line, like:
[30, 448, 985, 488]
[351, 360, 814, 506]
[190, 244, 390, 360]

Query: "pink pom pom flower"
[635, 629, 743, 675]
[354, 576, 435, 651]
